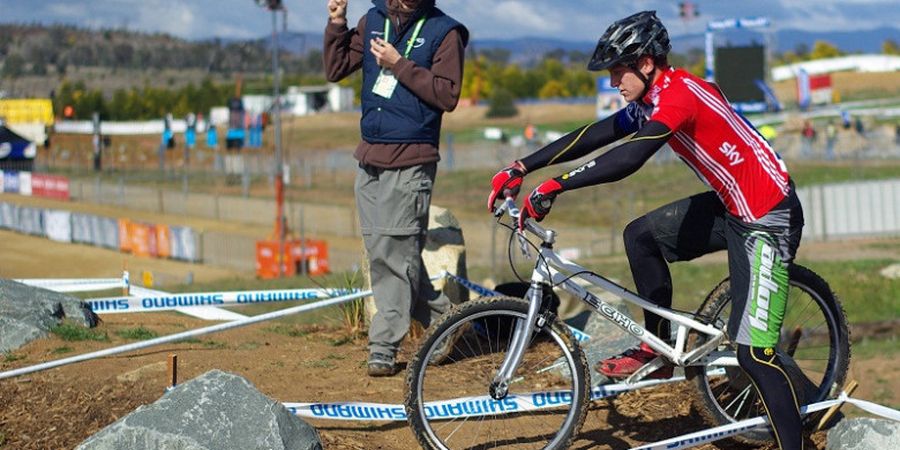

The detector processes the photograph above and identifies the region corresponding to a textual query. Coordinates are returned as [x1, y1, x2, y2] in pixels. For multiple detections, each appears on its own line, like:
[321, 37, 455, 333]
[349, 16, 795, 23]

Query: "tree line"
[2, 23, 897, 121]
[0, 24, 323, 78]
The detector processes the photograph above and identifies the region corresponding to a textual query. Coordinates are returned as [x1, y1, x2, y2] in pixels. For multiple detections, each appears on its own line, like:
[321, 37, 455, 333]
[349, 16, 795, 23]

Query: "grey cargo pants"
[355, 162, 451, 357]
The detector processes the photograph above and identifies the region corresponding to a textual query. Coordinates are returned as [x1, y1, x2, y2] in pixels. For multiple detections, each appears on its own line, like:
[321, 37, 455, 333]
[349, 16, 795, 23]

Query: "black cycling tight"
[737, 344, 804, 450]
[623, 215, 673, 341]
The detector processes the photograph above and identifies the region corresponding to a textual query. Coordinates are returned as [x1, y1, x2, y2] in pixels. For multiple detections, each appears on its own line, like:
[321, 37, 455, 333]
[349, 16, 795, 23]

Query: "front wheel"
[405, 296, 590, 450]
[687, 264, 851, 445]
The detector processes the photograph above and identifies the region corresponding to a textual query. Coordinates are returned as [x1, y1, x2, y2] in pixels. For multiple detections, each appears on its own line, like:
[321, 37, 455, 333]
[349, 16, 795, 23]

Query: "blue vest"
[360, 5, 466, 145]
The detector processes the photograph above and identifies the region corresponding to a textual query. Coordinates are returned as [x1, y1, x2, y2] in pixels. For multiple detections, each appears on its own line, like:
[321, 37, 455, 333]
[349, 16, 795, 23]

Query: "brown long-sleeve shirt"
[323, 14, 465, 168]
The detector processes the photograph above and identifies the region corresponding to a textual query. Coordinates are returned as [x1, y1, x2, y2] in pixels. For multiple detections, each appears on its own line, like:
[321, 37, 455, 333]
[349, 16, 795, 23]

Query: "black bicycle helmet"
[587, 10, 671, 71]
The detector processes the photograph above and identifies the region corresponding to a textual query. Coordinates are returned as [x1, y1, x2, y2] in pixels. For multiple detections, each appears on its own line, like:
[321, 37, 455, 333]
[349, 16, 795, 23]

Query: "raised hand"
[488, 161, 527, 212]
[327, 0, 348, 25]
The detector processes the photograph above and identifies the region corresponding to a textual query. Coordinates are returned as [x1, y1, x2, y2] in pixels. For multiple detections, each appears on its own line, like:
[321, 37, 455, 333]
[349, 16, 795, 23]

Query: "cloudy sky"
[2, 0, 898, 42]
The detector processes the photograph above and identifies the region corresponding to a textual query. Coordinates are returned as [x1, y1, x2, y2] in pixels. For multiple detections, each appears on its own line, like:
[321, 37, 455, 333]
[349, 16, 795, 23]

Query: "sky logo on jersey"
[718, 141, 745, 166]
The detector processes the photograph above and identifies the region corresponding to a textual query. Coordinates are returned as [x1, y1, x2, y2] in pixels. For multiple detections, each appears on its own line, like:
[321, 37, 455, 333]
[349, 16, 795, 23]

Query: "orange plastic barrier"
[256, 239, 330, 279]
[118, 219, 132, 252]
[156, 225, 171, 259]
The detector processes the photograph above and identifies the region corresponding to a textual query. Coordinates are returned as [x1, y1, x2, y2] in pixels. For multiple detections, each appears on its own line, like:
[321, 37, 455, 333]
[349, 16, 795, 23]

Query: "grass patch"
[266, 325, 313, 338]
[114, 327, 159, 341]
[201, 340, 227, 350]
[237, 341, 261, 350]
[51, 322, 109, 342]
[3, 352, 25, 363]
[850, 336, 900, 359]
[327, 335, 354, 347]
[51, 346, 74, 354]
[301, 359, 336, 369]
[175, 338, 226, 349]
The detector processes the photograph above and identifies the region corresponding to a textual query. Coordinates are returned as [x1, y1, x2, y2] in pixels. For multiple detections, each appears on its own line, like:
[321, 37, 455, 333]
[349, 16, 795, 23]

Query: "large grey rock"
[0, 278, 99, 352]
[422, 205, 469, 306]
[77, 370, 322, 450]
[826, 417, 900, 450]
[365, 204, 469, 322]
[566, 285, 641, 386]
[880, 263, 900, 280]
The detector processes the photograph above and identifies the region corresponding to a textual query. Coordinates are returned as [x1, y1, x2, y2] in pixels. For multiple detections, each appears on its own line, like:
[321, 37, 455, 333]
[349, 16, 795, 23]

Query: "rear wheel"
[687, 264, 850, 445]
[405, 296, 590, 450]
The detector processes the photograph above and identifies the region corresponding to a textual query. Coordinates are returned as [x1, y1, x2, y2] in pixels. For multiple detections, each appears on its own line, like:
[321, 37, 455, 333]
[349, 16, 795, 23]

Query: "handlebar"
[494, 197, 556, 245]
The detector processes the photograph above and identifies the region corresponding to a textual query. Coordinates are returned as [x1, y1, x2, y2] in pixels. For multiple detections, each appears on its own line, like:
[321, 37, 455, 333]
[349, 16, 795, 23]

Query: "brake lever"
[516, 230, 532, 259]
[504, 198, 532, 259]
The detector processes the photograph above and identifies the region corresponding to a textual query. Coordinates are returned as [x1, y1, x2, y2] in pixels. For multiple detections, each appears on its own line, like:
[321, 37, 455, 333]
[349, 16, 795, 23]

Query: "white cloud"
[3, 0, 898, 40]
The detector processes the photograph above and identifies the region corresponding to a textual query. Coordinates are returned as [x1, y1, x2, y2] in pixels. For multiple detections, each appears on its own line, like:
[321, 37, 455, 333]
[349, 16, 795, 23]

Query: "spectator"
[759, 124, 777, 145]
[840, 109, 851, 129]
[801, 120, 816, 158]
[323, 0, 469, 377]
[825, 120, 837, 160]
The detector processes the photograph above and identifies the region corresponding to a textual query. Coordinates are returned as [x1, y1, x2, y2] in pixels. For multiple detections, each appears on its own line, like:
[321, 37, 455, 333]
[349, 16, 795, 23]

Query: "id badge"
[372, 69, 398, 98]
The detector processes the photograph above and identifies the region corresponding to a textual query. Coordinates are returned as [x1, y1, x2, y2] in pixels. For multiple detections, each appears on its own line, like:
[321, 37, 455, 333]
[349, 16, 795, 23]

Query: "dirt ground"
[1, 199, 898, 449]
[0, 309, 861, 450]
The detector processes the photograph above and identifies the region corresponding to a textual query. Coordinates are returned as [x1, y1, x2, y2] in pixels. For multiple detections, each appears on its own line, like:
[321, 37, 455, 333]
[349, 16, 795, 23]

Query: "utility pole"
[256, 0, 287, 276]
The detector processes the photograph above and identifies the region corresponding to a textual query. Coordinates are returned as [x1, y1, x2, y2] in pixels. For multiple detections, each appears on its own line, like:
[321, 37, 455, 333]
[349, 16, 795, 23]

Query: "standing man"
[488, 11, 805, 449]
[324, 0, 468, 377]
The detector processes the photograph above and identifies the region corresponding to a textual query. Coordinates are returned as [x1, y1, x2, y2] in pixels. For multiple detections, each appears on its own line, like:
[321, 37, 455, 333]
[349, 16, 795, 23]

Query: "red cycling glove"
[488, 161, 527, 212]
[520, 178, 563, 230]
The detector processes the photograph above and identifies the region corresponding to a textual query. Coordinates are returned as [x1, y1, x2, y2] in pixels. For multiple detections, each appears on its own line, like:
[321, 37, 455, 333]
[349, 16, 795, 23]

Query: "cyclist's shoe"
[597, 343, 674, 379]
[367, 352, 398, 377]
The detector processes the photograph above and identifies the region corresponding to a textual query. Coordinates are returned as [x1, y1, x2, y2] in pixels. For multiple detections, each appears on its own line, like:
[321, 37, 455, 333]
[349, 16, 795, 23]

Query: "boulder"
[422, 205, 469, 306]
[880, 263, 900, 280]
[0, 279, 99, 352]
[826, 417, 900, 450]
[565, 281, 641, 386]
[77, 370, 322, 450]
[365, 204, 469, 322]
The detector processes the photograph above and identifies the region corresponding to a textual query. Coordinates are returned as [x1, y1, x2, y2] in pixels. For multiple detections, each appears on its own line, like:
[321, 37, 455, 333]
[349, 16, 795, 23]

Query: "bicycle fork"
[490, 278, 546, 400]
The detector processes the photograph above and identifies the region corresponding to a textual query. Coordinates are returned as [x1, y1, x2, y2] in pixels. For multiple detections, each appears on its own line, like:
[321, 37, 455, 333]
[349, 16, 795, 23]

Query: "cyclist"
[487, 11, 805, 450]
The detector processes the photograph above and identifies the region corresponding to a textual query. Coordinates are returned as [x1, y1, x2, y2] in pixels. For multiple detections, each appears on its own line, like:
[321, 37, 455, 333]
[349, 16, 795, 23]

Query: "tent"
[0, 124, 36, 171]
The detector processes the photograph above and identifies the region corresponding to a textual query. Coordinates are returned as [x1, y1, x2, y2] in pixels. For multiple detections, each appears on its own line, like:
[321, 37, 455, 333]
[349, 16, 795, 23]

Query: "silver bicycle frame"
[490, 200, 735, 392]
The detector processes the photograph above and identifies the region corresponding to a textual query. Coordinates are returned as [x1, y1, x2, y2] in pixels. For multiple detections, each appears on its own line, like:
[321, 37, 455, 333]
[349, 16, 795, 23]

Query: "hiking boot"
[367, 352, 398, 377]
[597, 343, 673, 380]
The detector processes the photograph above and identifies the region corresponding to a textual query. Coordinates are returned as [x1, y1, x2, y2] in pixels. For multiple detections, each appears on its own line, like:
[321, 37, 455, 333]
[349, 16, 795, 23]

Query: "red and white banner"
[31, 173, 70, 200]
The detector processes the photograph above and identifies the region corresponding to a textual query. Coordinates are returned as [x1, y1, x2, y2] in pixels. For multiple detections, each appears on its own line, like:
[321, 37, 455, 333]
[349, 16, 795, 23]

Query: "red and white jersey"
[642, 68, 790, 222]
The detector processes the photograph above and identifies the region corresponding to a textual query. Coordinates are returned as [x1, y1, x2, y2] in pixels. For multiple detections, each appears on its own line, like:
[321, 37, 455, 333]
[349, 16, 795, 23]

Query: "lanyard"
[383, 16, 426, 58]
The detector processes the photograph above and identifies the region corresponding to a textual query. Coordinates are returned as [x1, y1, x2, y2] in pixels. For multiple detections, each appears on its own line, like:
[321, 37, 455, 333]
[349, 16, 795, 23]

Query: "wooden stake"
[167, 353, 178, 390]
[815, 379, 858, 431]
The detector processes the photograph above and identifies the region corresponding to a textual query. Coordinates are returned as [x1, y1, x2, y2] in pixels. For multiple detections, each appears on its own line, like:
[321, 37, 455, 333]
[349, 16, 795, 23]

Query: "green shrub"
[114, 327, 159, 341]
[51, 322, 109, 342]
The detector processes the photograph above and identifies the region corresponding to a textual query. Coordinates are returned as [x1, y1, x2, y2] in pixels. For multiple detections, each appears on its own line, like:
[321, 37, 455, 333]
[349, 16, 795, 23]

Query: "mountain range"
[275, 26, 899, 61]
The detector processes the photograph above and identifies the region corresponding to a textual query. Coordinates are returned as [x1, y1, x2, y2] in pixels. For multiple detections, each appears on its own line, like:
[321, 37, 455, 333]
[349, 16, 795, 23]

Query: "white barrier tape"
[16, 278, 124, 293]
[84, 288, 361, 314]
[441, 271, 592, 343]
[844, 396, 900, 422]
[284, 376, 687, 422]
[630, 391, 900, 450]
[0, 288, 371, 380]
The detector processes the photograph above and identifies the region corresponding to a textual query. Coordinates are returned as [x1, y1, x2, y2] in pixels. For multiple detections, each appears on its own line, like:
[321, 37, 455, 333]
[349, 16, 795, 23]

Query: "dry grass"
[772, 71, 900, 105]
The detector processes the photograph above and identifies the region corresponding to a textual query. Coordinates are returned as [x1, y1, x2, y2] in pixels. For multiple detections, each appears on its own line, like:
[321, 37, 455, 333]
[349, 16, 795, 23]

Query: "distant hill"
[464, 26, 900, 63]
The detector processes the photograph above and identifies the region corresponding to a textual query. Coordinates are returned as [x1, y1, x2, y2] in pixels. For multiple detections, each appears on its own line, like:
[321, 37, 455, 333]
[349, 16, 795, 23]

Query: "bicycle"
[404, 198, 850, 449]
